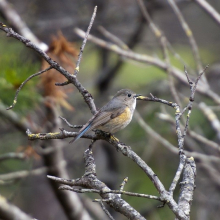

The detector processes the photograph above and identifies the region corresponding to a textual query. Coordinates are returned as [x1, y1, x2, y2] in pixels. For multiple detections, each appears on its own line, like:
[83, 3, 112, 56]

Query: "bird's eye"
[127, 93, 131, 97]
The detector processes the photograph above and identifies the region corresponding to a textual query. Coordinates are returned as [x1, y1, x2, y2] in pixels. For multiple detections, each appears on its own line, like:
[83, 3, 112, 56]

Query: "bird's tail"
[69, 124, 91, 144]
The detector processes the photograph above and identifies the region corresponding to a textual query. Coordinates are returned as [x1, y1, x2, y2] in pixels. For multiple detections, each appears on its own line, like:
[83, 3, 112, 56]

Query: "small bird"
[70, 89, 141, 143]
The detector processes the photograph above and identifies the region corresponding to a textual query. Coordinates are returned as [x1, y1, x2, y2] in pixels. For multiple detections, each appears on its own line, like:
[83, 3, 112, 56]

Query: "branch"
[135, 111, 220, 163]
[59, 116, 83, 129]
[104, 136, 188, 219]
[193, 0, 220, 27]
[74, 6, 97, 76]
[176, 157, 196, 219]
[58, 187, 161, 201]
[75, 28, 220, 105]
[27, 128, 95, 141]
[0, 167, 47, 182]
[198, 102, 220, 139]
[157, 112, 220, 152]
[0, 195, 33, 220]
[95, 200, 115, 220]
[0, 0, 48, 51]
[0, 152, 26, 162]
[7, 66, 52, 110]
[48, 149, 147, 220]
[0, 102, 37, 132]
[167, 0, 203, 74]
[0, 22, 97, 115]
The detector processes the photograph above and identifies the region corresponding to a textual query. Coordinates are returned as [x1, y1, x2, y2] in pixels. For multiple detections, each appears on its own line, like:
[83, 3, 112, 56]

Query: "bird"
[70, 89, 141, 143]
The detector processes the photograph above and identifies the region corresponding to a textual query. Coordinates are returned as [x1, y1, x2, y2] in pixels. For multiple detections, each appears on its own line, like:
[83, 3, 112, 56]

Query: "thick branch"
[0, 195, 33, 220]
[176, 157, 196, 220]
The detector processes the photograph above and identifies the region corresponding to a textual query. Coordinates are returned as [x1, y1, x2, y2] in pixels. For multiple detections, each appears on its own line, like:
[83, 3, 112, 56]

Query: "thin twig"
[59, 187, 161, 201]
[194, 0, 220, 27]
[0, 167, 48, 182]
[0, 23, 97, 114]
[137, 0, 182, 107]
[198, 102, 220, 138]
[6, 66, 52, 110]
[98, 26, 129, 50]
[137, 94, 180, 111]
[157, 112, 220, 152]
[169, 154, 186, 195]
[75, 28, 220, 105]
[170, 67, 206, 194]
[96, 200, 115, 220]
[0, 152, 26, 162]
[74, 6, 97, 76]
[167, 0, 203, 75]
[0, 0, 48, 51]
[59, 116, 83, 129]
[119, 177, 129, 197]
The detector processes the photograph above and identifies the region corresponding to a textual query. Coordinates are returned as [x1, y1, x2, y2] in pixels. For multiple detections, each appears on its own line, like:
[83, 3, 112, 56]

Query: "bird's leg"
[89, 140, 96, 150]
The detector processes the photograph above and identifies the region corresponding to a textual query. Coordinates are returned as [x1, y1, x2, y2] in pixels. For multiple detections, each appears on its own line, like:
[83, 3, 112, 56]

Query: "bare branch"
[105, 134, 188, 219]
[74, 6, 97, 76]
[0, 152, 26, 162]
[49, 149, 147, 220]
[0, 167, 47, 182]
[59, 187, 161, 201]
[176, 157, 196, 219]
[0, 195, 33, 220]
[193, 0, 220, 26]
[119, 177, 129, 197]
[98, 26, 129, 50]
[59, 116, 83, 129]
[167, 0, 203, 74]
[198, 102, 220, 138]
[27, 128, 95, 141]
[135, 112, 220, 162]
[75, 28, 220, 104]
[0, 0, 48, 51]
[158, 112, 220, 152]
[6, 66, 52, 110]
[96, 200, 115, 220]
[0, 23, 97, 114]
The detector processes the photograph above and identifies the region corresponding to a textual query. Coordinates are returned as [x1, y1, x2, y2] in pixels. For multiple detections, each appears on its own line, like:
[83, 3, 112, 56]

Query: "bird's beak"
[134, 94, 142, 98]
[135, 94, 147, 100]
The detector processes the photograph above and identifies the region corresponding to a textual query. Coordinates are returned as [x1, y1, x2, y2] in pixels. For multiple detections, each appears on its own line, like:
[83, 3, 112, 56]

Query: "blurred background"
[0, 0, 220, 219]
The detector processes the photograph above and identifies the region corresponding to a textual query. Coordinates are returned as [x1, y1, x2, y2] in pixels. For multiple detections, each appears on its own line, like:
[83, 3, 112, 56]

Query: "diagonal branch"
[75, 28, 220, 105]
[167, 0, 203, 75]
[49, 148, 147, 220]
[6, 66, 52, 110]
[0, 195, 33, 220]
[193, 0, 220, 27]
[0, 22, 97, 114]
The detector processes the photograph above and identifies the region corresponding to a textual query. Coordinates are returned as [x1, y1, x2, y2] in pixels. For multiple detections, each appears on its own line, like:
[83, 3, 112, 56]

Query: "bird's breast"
[98, 107, 133, 133]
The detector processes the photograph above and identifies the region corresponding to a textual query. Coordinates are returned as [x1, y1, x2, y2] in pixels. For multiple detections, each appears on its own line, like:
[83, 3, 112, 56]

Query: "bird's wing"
[90, 105, 126, 128]
[69, 105, 126, 143]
